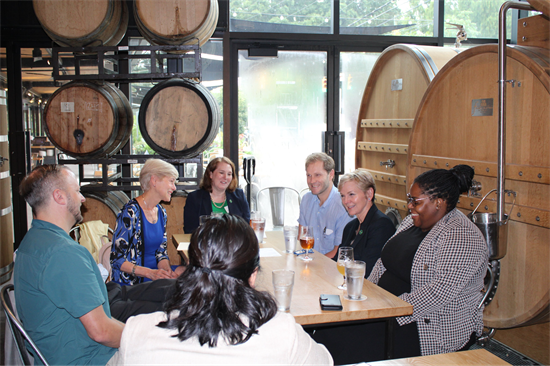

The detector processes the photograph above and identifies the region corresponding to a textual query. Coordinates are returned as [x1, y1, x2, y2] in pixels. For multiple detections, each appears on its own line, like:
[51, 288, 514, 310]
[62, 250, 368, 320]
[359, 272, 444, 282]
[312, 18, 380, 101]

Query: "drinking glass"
[251, 218, 266, 243]
[199, 215, 210, 226]
[272, 269, 295, 311]
[299, 226, 314, 261]
[283, 226, 298, 253]
[336, 246, 354, 290]
[345, 260, 367, 301]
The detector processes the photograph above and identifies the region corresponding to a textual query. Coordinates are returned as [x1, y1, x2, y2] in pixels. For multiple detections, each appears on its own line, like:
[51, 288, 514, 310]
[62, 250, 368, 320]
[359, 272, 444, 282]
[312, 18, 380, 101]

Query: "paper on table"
[260, 247, 281, 257]
[177, 242, 190, 251]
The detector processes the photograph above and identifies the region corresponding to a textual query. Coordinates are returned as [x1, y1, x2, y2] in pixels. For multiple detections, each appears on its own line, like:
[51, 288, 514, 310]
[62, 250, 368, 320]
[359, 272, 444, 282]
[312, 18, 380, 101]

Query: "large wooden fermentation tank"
[407, 44, 549, 330]
[355, 44, 460, 220]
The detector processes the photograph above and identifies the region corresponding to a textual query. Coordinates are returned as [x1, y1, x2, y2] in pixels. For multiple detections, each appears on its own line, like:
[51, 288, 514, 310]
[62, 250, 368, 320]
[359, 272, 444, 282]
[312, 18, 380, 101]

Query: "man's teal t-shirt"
[13, 220, 117, 365]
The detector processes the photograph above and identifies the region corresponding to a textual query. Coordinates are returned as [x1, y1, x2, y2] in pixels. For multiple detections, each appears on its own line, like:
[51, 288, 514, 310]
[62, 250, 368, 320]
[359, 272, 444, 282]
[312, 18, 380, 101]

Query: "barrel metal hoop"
[1, 206, 12, 216]
[409, 46, 436, 81]
[0, 262, 13, 277]
[414, 46, 440, 80]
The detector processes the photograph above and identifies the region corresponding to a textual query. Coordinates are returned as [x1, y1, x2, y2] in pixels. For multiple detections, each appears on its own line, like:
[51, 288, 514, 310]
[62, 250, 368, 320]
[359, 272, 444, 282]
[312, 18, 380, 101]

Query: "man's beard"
[67, 194, 83, 225]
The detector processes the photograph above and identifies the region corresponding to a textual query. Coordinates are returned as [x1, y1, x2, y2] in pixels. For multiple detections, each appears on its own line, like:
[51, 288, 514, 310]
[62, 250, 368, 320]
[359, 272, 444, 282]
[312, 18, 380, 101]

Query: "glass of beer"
[299, 226, 314, 261]
[336, 247, 354, 289]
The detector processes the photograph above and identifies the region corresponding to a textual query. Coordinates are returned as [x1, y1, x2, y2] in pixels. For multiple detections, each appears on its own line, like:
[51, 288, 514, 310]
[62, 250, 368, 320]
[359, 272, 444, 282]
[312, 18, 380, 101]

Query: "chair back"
[1, 284, 50, 366]
[256, 187, 301, 227]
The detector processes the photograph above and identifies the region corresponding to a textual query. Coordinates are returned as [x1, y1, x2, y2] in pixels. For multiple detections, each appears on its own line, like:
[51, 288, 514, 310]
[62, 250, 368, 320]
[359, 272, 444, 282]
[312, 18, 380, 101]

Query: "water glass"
[251, 218, 266, 243]
[283, 226, 298, 253]
[199, 215, 210, 226]
[272, 269, 295, 311]
[345, 260, 366, 301]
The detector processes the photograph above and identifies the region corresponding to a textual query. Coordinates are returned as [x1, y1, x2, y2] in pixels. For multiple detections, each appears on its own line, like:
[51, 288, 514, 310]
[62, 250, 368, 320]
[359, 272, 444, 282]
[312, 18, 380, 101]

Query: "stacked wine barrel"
[138, 78, 220, 158]
[33, 0, 128, 47]
[44, 81, 133, 158]
[134, 0, 218, 49]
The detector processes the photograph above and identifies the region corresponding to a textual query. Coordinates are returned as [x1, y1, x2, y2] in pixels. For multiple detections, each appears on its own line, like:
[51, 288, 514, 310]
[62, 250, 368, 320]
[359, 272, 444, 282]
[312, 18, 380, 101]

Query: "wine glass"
[336, 247, 354, 289]
[299, 226, 314, 261]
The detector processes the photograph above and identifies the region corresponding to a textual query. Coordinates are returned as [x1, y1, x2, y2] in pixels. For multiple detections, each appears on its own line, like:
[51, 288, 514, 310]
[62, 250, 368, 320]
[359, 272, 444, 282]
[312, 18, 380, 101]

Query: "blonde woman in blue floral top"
[111, 159, 184, 286]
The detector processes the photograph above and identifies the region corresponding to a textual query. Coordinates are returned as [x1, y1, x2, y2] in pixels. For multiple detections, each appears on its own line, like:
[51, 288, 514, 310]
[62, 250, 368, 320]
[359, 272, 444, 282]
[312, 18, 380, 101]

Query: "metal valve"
[380, 159, 395, 170]
[0, 155, 8, 167]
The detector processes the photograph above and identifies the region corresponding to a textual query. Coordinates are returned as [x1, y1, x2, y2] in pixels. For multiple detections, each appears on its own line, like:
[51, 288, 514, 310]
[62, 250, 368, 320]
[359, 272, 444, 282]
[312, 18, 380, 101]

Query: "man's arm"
[80, 305, 125, 348]
[324, 245, 338, 258]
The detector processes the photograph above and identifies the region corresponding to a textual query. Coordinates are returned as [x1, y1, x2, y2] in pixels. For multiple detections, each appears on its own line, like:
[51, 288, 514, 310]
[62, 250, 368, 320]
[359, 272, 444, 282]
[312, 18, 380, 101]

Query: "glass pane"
[230, 0, 333, 34]
[340, 52, 380, 174]
[340, 0, 435, 36]
[238, 50, 327, 228]
[444, 0, 512, 40]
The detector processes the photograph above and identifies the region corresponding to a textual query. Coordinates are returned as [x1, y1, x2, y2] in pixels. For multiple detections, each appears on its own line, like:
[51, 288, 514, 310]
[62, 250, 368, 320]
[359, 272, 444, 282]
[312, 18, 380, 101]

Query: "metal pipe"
[498, 1, 533, 221]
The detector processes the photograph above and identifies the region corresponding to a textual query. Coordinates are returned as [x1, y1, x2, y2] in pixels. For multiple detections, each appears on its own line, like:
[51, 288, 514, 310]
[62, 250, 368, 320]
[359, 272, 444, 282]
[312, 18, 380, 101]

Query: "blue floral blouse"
[110, 199, 169, 286]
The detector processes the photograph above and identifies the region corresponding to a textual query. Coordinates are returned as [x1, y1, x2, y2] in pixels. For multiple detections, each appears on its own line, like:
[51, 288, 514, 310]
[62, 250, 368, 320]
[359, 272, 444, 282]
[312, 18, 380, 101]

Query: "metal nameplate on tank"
[471, 98, 493, 116]
[391, 78, 403, 91]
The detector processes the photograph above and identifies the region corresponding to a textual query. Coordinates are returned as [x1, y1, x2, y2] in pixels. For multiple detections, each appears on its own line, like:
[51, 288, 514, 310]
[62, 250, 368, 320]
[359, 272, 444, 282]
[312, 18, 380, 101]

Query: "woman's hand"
[146, 268, 175, 280]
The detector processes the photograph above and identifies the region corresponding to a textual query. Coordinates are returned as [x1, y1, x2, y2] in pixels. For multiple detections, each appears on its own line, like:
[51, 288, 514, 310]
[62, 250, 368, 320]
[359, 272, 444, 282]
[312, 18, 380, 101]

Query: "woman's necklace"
[141, 197, 158, 223]
[211, 197, 226, 208]
[211, 191, 226, 208]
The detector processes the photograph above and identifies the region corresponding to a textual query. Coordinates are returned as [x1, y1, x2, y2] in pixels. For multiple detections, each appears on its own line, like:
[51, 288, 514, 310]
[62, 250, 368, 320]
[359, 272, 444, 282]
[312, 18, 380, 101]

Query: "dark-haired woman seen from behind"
[109, 214, 333, 365]
[183, 157, 250, 233]
[368, 165, 489, 357]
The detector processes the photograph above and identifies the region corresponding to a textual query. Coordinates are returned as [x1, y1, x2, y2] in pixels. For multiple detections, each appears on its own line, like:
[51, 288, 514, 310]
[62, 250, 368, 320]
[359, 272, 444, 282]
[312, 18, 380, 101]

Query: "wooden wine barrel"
[0, 90, 13, 285]
[81, 190, 129, 234]
[44, 81, 133, 158]
[139, 78, 220, 158]
[133, 0, 218, 49]
[528, 0, 550, 17]
[161, 192, 187, 265]
[32, 0, 128, 47]
[407, 44, 550, 329]
[355, 44, 460, 218]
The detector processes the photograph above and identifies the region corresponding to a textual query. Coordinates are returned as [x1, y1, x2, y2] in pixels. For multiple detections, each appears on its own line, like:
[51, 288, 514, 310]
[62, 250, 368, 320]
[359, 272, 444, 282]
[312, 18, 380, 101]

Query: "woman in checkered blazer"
[368, 165, 489, 357]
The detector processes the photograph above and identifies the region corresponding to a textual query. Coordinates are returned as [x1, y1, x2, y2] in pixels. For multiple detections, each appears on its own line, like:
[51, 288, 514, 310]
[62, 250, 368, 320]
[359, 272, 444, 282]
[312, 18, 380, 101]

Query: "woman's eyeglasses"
[406, 193, 430, 207]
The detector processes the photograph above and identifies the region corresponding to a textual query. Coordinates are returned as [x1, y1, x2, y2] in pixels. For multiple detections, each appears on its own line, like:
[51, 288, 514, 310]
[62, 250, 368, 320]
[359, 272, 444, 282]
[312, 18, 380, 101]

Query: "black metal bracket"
[51, 43, 202, 83]
[58, 154, 203, 192]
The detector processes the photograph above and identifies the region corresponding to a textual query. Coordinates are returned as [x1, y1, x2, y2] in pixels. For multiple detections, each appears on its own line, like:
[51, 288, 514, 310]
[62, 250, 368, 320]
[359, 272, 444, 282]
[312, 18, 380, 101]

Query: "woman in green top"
[183, 157, 250, 233]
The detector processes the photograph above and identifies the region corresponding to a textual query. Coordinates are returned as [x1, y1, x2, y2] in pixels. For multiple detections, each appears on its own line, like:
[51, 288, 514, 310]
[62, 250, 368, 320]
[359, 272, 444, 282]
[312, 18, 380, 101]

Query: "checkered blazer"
[368, 208, 489, 355]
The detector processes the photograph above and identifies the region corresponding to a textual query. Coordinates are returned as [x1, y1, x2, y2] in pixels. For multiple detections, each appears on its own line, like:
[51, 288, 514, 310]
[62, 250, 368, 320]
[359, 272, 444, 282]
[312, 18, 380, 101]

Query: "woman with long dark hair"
[109, 214, 332, 365]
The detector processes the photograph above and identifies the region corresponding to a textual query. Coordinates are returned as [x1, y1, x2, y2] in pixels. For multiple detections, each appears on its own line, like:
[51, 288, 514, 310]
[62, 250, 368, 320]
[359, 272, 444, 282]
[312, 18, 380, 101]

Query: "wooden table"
[367, 349, 511, 365]
[173, 231, 412, 359]
[254, 231, 412, 326]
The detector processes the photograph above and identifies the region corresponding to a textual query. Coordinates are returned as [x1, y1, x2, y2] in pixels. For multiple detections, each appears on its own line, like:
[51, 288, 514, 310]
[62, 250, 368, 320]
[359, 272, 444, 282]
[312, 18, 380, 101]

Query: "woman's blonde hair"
[338, 168, 376, 201]
[139, 159, 179, 191]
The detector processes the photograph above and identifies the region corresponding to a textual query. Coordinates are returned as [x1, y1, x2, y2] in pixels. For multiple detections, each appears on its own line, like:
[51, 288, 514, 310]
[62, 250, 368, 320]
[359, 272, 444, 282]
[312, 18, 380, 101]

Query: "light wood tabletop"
[365, 349, 511, 365]
[255, 231, 412, 326]
[174, 231, 413, 326]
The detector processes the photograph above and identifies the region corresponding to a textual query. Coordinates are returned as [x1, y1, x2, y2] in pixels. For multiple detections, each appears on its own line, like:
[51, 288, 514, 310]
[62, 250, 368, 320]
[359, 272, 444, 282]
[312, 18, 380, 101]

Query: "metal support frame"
[58, 155, 203, 192]
[6, 43, 28, 250]
[497, 1, 533, 222]
[51, 44, 202, 82]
